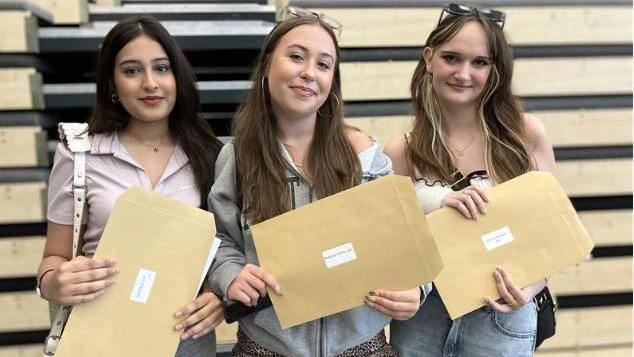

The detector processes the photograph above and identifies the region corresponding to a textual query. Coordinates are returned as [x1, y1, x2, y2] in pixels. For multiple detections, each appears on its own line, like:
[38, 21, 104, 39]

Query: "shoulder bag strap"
[43, 123, 90, 356]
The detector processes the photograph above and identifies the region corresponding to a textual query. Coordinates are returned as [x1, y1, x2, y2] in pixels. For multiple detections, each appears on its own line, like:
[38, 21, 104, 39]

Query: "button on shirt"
[47, 132, 199, 256]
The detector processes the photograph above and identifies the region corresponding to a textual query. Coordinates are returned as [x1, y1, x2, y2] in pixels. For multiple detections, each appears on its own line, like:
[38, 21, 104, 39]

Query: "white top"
[414, 174, 493, 214]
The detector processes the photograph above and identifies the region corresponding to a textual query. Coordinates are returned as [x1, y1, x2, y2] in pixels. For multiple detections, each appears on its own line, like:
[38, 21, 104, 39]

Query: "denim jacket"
[208, 140, 393, 356]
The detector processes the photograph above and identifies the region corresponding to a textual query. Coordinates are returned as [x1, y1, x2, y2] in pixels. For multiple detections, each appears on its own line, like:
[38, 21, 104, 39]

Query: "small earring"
[261, 77, 267, 99]
[111, 93, 119, 103]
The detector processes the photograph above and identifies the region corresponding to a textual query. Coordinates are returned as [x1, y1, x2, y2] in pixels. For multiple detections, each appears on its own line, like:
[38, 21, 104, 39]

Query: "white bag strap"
[44, 123, 90, 356]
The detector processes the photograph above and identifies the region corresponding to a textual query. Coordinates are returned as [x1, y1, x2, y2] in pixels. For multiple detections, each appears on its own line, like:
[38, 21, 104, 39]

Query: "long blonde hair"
[408, 13, 530, 184]
[233, 16, 361, 223]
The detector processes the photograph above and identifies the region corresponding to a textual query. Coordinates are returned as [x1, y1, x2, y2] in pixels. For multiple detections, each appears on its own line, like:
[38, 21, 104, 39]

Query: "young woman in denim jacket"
[208, 10, 422, 356]
[384, 4, 555, 356]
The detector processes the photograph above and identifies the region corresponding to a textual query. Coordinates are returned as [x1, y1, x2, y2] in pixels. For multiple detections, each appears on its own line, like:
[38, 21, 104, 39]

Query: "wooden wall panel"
[0, 69, 44, 110]
[0, 11, 38, 53]
[538, 109, 632, 147]
[538, 306, 632, 350]
[0, 345, 43, 357]
[312, 6, 630, 48]
[0, 236, 46, 278]
[536, 345, 632, 356]
[554, 159, 631, 196]
[345, 116, 412, 148]
[0, 292, 50, 333]
[549, 257, 632, 296]
[94, 0, 121, 6]
[30, 0, 88, 24]
[513, 57, 631, 97]
[577, 210, 632, 247]
[345, 109, 631, 149]
[0, 126, 49, 168]
[0, 182, 47, 224]
[341, 57, 631, 101]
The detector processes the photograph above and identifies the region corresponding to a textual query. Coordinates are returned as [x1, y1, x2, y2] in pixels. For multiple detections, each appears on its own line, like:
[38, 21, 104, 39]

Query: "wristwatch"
[36, 268, 55, 300]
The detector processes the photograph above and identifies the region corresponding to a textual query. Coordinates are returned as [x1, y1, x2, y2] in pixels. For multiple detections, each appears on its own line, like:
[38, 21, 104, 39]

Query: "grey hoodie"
[208, 140, 394, 356]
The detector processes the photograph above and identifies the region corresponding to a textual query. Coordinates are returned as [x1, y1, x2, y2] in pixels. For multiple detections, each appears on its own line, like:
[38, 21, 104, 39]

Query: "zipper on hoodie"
[287, 176, 299, 209]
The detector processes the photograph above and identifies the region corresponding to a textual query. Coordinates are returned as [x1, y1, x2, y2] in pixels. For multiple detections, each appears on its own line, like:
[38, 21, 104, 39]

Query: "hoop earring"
[317, 93, 340, 118]
[111, 93, 119, 103]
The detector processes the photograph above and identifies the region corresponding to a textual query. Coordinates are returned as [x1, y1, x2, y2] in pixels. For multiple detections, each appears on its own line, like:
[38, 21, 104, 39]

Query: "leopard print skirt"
[232, 329, 398, 357]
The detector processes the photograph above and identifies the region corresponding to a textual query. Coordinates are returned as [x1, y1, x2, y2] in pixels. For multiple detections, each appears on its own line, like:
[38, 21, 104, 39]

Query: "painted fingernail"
[276, 287, 283, 296]
[368, 291, 376, 296]
[364, 297, 373, 305]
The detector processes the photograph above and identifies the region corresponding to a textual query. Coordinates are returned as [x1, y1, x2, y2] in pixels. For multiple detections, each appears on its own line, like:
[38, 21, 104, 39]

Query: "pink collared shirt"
[47, 132, 199, 256]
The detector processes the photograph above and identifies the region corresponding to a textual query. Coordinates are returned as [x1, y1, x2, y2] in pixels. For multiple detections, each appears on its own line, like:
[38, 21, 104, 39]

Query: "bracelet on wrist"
[36, 268, 55, 300]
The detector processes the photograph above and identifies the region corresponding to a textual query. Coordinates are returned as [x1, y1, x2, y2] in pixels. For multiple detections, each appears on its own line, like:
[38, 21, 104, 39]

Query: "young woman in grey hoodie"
[208, 11, 422, 357]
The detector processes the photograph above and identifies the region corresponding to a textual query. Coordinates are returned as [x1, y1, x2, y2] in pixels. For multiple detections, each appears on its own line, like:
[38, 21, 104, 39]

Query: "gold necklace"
[137, 137, 164, 153]
[448, 134, 476, 157]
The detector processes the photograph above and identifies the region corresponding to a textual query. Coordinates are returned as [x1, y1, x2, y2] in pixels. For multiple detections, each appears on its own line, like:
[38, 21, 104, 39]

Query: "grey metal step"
[0, 0, 53, 23]
[0, 112, 60, 128]
[39, 20, 274, 52]
[291, 0, 631, 7]
[43, 81, 252, 108]
[89, 3, 276, 22]
[122, 0, 267, 4]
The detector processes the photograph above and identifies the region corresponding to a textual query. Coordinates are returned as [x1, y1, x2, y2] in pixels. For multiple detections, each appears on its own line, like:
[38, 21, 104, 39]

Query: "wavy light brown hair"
[88, 16, 222, 207]
[234, 16, 360, 223]
[407, 12, 530, 184]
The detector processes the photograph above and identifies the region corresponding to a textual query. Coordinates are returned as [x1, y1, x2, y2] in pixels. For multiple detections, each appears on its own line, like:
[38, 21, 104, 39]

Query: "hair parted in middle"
[233, 15, 361, 224]
[88, 15, 222, 207]
[407, 10, 530, 184]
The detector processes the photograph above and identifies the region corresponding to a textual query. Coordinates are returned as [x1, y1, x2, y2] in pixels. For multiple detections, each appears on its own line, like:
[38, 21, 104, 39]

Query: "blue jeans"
[390, 288, 536, 357]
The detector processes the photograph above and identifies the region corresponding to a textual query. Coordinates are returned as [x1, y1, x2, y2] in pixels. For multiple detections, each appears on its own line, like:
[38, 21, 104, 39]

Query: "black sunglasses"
[439, 3, 506, 29]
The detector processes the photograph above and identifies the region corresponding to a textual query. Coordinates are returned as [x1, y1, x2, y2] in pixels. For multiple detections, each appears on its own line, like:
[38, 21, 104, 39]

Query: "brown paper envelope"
[55, 187, 216, 357]
[430, 171, 594, 319]
[251, 175, 443, 329]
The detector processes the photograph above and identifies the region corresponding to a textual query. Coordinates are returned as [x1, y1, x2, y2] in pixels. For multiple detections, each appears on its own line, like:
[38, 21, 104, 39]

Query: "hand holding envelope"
[429, 171, 594, 319]
[55, 187, 219, 357]
[251, 175, 444, 329]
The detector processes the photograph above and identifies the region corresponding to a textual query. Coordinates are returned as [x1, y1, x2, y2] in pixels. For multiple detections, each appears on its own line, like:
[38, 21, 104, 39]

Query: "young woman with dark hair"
[385, 4, 555, 356]
[37, 16, 223, 356]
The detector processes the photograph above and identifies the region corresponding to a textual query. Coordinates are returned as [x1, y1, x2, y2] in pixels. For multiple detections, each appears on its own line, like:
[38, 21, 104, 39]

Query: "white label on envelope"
[130, 268, 156, 304]
[481, 226, 514, 251]
[323, 242, 357, 268]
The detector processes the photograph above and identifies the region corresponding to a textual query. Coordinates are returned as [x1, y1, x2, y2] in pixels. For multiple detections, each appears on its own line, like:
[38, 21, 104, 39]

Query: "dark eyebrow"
[287, 44, 334, 62]
[439, 51, 490, 61]
[118, 57, 170, 67]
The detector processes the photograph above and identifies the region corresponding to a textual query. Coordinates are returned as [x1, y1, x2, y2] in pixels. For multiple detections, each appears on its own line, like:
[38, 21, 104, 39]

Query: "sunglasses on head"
[281, 6, 343, 37]
[439, 3, 506, 29]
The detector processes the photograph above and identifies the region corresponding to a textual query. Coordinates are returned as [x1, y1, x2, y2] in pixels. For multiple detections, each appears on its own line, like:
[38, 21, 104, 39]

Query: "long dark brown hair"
[234, 16, 360, 223]
[408, 12, 530, 184]
[88, 16, 222, 206]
